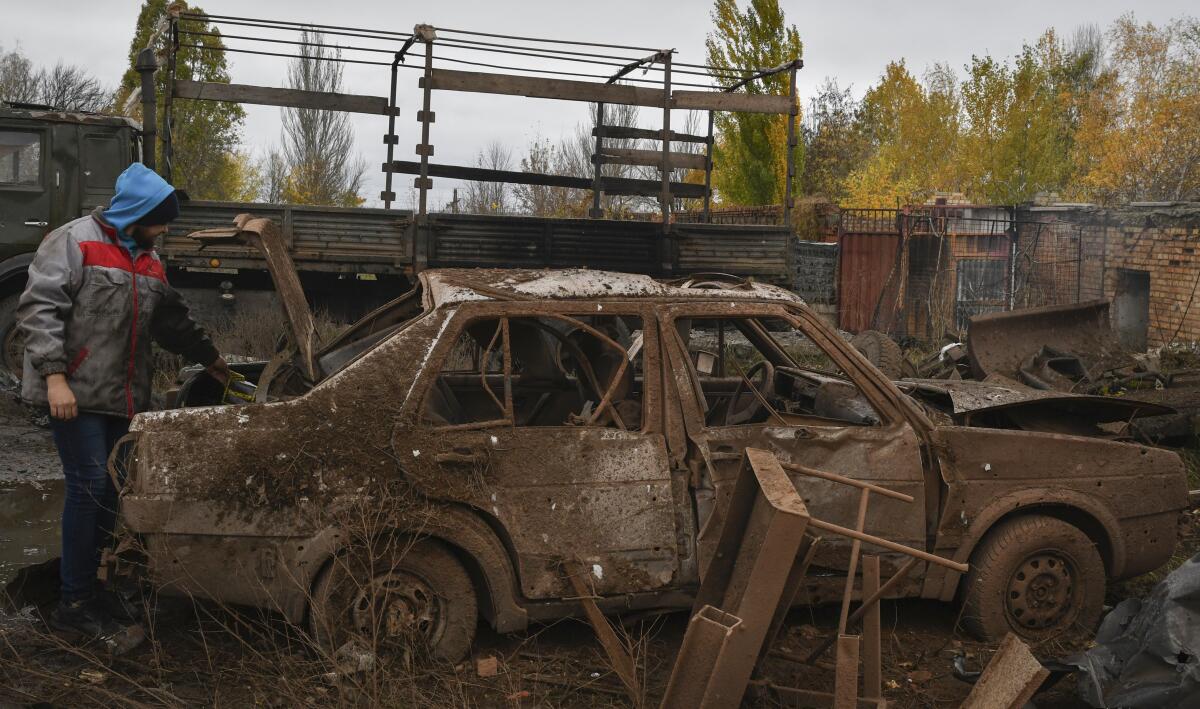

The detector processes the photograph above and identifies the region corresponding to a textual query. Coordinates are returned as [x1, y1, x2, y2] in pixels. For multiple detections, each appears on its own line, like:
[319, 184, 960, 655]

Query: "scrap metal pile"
[888, 300, 1200, 445]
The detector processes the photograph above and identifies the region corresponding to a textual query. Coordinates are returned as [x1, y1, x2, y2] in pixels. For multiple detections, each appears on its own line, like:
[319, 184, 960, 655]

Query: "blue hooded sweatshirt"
[103, 163, 176, 253]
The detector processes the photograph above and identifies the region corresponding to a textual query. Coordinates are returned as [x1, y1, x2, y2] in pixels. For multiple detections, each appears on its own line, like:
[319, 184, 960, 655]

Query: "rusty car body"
[112, 219, 1188, 659]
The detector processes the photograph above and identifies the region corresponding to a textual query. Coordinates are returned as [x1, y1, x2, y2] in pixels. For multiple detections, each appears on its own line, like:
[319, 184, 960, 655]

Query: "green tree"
[705, 0, 803, 205]
[844, 61, 963, 207]
[799, 78, 870, 202]
[1072, 15, 1200, 203]
[958, 31, 1079, 204]
[114, 1, 248, 200]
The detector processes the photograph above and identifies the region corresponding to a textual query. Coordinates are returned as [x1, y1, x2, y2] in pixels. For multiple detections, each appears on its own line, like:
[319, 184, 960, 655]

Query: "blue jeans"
[51, 413, 130, 602]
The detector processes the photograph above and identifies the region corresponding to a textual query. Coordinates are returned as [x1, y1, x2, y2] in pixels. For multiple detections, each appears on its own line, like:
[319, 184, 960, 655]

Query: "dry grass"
[0, 479, 657, 708]
[151, 302, 347, 395]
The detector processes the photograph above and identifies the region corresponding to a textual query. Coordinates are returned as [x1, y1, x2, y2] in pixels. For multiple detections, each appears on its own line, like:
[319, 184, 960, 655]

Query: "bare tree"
[279, 29, 367, 206]
[0, 46, 38, 104]
[513, 137, 569, 216]
[259, 148, 288, 203]
[464, 142, 512, 214]
[36, 63, 109, 112]
[1, 46, 108, 112]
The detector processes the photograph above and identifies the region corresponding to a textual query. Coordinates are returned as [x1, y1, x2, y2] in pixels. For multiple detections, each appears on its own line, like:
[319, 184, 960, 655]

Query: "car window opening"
[425, 314, 645, 430]
[676, 316, 882, 428]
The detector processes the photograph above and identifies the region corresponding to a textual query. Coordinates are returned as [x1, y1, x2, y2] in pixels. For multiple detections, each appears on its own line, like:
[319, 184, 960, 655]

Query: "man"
[18, 162, 228, 643]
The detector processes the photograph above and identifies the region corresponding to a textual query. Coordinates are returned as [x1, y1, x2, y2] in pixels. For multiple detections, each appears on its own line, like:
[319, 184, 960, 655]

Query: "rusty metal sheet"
[838, 233, 900, 333]
[899, 378, 1175, 422]
[187, 215, 321, 381]
[967, 300, 1130, 383]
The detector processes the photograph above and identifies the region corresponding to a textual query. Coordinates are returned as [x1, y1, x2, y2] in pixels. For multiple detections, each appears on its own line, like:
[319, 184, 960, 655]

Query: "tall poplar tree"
[705, 0, 803, 206]
[114, 1, 252, 200]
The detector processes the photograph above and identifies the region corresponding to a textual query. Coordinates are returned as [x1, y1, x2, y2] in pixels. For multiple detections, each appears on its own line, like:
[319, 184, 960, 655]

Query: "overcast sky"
[3, 1, 1195, 208]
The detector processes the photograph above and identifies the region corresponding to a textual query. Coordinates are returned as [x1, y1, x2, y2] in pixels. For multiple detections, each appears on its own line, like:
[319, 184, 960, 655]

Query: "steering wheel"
[725, 360, 776, 425]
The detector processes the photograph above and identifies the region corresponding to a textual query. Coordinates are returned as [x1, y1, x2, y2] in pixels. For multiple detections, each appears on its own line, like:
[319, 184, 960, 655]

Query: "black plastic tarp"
[1070, 555, 1200, 707]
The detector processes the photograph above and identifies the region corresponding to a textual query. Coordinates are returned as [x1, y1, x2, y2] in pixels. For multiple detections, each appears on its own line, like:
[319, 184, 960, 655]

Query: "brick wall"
[1016, 206, 1200, 347]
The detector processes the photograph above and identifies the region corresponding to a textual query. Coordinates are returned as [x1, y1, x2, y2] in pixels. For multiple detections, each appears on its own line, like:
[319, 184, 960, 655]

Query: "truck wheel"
[0, 293, 24, 381]
[850, 330, 904, 380]
[308, 538, 477, 662]
[961, 515, 1104, 642]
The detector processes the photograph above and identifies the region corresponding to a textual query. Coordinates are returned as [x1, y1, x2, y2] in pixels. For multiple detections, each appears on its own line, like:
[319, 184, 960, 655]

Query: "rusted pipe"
[781, 462, 915, 503]
[837, 489, 870, 635]
[803, 558, 921, 664]
[806, 519, 968, 573]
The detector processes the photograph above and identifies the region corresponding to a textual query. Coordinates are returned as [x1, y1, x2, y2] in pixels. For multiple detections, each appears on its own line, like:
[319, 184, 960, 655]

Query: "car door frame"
[0, 121, 52, 261]
[392, 298, 695, 601]
[658, 299, 938, 595]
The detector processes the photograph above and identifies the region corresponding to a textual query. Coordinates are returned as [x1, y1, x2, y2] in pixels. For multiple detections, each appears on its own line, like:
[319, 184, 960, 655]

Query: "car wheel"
[961, 515, 1104, 642]
[0, 292, 24, 382]
[850, 330, 904, 380]
[308, 538, 477, 662]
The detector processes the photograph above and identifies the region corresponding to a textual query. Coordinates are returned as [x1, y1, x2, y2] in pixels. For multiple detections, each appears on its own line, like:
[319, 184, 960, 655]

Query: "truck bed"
[161, 201, 793, 283]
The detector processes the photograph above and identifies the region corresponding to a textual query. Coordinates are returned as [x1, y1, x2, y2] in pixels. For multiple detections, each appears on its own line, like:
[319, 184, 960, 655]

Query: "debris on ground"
[475, 655, 499, 678]
[1069, 554, 1200, 708]
[960, 633, 1049, 709]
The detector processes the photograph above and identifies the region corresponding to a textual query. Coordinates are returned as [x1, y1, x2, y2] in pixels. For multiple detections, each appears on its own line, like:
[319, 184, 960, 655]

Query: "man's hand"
[206, 357, 231, 386]
[46, 373, 77, 420]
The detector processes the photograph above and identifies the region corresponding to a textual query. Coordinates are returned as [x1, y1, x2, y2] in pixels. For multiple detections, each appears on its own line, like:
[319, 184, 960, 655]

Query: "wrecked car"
[112, 217, 1189, 661]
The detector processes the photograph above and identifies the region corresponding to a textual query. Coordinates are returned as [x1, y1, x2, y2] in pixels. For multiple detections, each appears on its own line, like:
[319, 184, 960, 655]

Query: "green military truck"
[0, 104, 142, 375]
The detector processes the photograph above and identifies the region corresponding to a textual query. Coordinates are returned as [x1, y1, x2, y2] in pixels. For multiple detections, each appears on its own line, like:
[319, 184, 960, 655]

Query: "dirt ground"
[0, 390, 1187, 708]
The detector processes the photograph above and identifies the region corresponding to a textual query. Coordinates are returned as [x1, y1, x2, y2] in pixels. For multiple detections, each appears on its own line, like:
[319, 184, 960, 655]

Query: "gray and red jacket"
[18, 207, 218, 418]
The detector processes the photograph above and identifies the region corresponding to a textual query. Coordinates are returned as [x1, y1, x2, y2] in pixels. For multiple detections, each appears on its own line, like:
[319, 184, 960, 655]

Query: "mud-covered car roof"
[420, 268, 805, 307]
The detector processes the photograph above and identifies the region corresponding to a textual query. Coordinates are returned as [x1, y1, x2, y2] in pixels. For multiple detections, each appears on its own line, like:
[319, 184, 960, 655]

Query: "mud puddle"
[0, 397, 63, 586]
[0, 479, 61, 585]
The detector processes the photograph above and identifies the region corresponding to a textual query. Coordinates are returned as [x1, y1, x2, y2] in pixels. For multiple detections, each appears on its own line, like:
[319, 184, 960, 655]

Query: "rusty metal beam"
[781, 461, 915, 503]
[592, 125, 711, 144]
[663, 448, 811, 709]
[806, 518, 968, 573]
[660, 605, 742, 709]
[423, 67, 667, 108]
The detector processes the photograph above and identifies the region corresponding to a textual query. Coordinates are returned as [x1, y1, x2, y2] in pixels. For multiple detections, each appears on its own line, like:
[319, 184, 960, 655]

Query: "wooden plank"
[862, 555, 882, 702]
[593, 125, 711, 144]
[383, 160, 706, 198]
[961, 633, 1049, 709]
[598, 147, 707, 170]
[422, 68, 666, 108]
[174, 79, 388, 114]
[834, 635, 861, 709]
[673, 89, 794, 115]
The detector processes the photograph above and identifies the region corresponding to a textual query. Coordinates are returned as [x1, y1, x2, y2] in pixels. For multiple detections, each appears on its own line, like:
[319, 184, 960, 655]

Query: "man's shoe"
[49, 597, 144, 655]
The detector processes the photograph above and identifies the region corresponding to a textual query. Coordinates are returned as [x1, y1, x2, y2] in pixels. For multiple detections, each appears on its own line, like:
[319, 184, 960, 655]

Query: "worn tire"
[961, 515, 1105, 642]
[0, 292, 23, 382]
[309, 538, 477, 662]
[850, 330, 904, 380]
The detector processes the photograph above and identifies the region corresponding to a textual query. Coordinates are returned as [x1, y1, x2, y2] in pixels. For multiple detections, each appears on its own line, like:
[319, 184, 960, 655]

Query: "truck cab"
[0, 103, 139, 373]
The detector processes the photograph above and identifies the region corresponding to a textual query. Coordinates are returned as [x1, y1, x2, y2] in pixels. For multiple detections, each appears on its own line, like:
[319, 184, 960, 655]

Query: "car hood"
[898, 378, 1175, 423]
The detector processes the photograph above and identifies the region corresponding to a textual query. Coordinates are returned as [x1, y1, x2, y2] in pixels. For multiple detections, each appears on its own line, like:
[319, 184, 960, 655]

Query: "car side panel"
[921, 426, 1187, 600]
